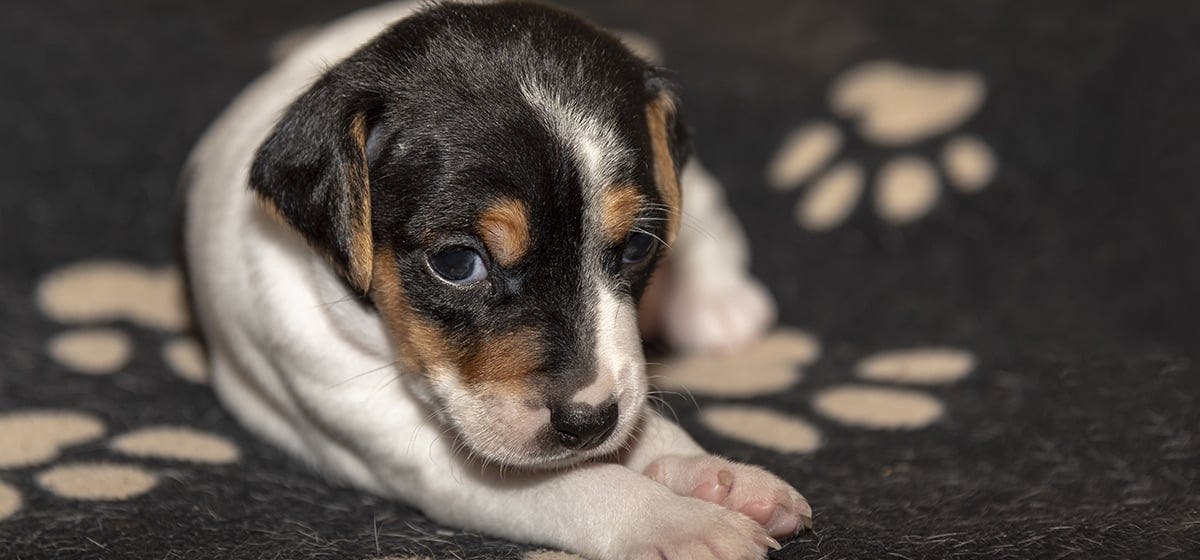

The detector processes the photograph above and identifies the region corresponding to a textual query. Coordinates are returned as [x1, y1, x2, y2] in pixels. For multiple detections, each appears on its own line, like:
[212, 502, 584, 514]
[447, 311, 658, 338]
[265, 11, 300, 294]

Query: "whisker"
[644, 377, 701, 411]
[632, 226, 670, 250]
[326, 360, 401, 389]
[643, 202, 720, 243]
[647, 394, 682, 425]
[313, 294, 361, 309]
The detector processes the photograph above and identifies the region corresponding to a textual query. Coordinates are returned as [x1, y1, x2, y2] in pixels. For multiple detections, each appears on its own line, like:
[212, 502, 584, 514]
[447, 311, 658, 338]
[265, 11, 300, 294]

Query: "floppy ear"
[249, 75, 376, 293]
[643, 70, 693, 245]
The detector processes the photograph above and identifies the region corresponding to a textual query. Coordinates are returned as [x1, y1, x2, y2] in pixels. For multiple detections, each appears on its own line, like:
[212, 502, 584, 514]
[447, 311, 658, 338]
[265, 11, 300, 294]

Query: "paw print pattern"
[652, 330, 975, 455]
[0, 482, 19, 521]
[654, 329, 820, 398]
[0, 409, 238, 521]
[768, 60, 997, 231]
[0, 411, 105, 469]
[37, 260, 208, 383]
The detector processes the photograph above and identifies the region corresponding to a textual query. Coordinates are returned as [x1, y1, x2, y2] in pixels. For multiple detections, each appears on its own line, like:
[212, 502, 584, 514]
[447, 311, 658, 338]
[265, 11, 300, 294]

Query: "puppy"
[184, 2, 806, 558]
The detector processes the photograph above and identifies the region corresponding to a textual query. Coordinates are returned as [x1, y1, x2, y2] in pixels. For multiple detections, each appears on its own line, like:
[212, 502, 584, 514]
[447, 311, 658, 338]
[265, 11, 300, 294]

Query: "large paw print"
[37, 260, 208, 382]
[768, 60, 997, 231]
[651, 329, 975, 455]
[0, 409, 238, 522]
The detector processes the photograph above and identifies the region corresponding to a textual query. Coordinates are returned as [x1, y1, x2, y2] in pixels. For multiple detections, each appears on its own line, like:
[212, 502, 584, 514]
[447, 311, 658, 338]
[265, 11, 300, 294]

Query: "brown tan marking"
[255, 196, 291, 231]
[371, 248, 457, 375]
[344, 113, 374, 292]
[600, 185, 645, 244]
[645, 93, 682, 245]
[462, 327, 544, 387]
[370, 248, 542, 387]
[477, 198, 531, 267]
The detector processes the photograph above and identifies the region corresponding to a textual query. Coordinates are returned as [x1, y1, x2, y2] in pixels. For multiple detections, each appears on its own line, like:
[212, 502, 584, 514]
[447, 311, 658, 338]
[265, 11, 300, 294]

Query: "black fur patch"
[249, 1, 691, 403]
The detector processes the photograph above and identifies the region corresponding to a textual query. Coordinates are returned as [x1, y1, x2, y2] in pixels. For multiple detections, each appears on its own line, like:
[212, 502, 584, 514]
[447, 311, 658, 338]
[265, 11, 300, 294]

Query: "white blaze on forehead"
[520, 77, 644, 409]
[520, 79, 631, 193]
[583, 282, 644, 406]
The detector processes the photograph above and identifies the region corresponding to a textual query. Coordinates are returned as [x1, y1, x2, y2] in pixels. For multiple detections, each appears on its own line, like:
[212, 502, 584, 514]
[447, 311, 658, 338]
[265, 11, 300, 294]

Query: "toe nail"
[765, 536, 782, 550]
[797, 499, 812, 519]
[717, 469, 733, 487]
[800, 513, 813, 531]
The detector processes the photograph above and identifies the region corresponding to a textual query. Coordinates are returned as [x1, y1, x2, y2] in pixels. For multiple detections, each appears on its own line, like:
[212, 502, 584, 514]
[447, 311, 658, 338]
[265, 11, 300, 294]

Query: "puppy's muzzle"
[551, 400, 619, 450]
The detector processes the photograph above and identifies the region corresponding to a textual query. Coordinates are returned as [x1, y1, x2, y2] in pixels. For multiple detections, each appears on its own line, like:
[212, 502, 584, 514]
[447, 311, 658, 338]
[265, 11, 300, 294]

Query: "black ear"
[643, 69, 692, 245]
[250, 75, 376, 292]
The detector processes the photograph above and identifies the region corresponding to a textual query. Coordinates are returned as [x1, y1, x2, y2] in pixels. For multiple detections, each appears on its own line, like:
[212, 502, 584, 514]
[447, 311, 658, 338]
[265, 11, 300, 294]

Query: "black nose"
[551, 401, 619, 450]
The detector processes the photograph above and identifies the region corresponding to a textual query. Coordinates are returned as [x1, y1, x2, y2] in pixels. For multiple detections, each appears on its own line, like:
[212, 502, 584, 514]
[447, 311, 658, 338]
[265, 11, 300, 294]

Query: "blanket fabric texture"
[0, 1, 1197, 558]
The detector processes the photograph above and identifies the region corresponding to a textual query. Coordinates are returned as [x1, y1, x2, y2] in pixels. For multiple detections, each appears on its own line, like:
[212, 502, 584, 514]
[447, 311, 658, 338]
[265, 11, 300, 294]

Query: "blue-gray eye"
[429, 246, 487, 284]
[621, 232, 657, 265]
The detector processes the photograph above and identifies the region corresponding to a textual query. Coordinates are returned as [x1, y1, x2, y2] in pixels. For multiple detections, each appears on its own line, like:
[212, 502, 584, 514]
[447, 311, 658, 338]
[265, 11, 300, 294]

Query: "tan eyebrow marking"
[599, 185, 645, 244]
[477, 198, 531, 267]
[645, 93, 682, 246]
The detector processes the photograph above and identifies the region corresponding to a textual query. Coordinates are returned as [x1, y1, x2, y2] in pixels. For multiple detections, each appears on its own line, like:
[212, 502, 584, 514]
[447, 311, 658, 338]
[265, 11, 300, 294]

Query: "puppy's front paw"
[644, 454, 811, 539]
[619, 494, 778, 560]
[663, 273, 776, 354]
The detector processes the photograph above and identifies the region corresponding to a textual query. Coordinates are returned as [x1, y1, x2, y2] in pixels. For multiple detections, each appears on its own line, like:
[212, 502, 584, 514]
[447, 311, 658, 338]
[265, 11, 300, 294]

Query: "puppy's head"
[250, 2, 690, 468]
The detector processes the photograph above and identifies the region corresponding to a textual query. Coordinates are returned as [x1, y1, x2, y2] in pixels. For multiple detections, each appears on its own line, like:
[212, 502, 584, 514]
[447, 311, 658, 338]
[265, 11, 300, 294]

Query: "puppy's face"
[250, 2, 689, 467]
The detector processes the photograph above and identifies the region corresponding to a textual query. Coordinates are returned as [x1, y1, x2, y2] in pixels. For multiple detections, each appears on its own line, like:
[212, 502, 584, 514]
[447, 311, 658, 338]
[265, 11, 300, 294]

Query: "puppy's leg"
[651, 160, 777, 353]
[416, 458, 777, 560]
[622, 412, 812, 539]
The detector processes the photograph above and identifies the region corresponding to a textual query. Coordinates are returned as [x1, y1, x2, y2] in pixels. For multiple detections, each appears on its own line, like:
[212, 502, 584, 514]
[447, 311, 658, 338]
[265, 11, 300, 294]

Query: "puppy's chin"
[407, 373, 648, 470]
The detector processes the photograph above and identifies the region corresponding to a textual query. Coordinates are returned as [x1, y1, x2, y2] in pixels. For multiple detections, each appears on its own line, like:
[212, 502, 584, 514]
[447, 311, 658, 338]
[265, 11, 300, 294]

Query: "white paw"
[617, 491, 778, 560]
[644, 454, 811, 539]
[663, 274, 777, 354]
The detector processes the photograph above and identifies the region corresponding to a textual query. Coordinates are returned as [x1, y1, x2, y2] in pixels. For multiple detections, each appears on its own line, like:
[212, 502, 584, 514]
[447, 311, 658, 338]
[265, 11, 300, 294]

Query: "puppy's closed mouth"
[411, 361, 650, 469]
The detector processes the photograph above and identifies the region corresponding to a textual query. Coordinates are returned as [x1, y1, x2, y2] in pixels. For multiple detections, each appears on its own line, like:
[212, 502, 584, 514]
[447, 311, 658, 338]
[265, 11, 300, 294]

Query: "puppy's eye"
[621, 232, 657, 265]
[428, 246, 488, 285]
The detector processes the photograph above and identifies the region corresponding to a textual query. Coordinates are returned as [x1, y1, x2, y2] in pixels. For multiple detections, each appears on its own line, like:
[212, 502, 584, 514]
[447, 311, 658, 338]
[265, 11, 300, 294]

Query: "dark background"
[1, 1, 1198, 558]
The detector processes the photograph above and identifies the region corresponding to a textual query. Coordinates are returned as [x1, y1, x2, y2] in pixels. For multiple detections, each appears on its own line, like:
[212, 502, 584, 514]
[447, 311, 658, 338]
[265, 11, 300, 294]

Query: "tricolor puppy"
[184, 1, 806, 558]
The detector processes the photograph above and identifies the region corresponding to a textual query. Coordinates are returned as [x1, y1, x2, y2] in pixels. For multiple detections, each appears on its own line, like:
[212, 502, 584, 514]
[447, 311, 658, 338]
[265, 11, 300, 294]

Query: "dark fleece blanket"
[0, 1, 1197, 558]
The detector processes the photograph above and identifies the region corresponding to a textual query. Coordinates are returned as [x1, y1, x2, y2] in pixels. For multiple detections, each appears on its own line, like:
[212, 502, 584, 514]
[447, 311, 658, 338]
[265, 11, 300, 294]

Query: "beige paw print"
[0, 409, 238, 522]
[768, 60, 997, 231]
[37, 260, 208, 383]
[652, 329, 975, 454]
